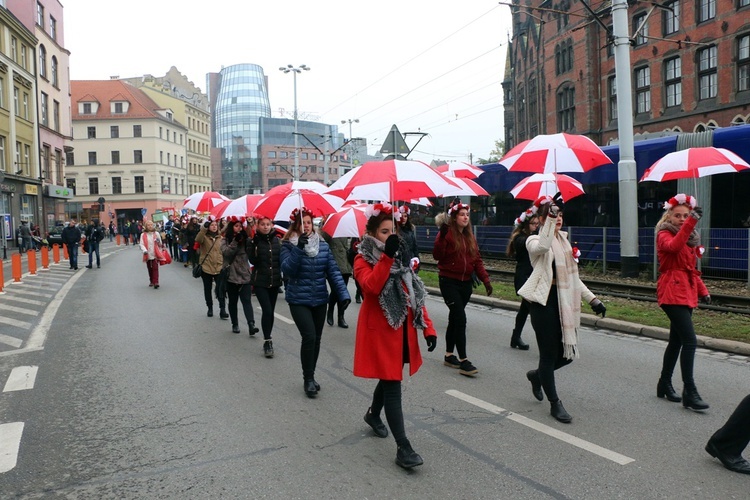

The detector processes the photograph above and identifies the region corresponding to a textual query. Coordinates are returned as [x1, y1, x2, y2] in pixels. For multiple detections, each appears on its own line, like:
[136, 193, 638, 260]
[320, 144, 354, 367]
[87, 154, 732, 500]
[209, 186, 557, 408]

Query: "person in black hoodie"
[61, 219, 81, 270]
[505, 208, 539, 350]
[248, 215, 283, 358]
[396, 205, 420, 272]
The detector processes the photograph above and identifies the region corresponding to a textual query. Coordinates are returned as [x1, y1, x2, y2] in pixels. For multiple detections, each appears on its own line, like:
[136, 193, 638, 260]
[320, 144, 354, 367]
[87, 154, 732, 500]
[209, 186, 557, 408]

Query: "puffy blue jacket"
[281, 238, 351, 307]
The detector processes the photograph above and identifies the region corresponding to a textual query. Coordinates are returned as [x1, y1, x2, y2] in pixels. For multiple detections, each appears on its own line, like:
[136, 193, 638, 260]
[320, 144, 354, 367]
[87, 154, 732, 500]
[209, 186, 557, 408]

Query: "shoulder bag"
[193, 237, 217, 278]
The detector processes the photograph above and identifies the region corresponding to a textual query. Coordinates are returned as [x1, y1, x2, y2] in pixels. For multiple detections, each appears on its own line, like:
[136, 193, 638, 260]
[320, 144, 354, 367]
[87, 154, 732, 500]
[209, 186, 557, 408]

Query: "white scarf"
[289, 231, 320, 257]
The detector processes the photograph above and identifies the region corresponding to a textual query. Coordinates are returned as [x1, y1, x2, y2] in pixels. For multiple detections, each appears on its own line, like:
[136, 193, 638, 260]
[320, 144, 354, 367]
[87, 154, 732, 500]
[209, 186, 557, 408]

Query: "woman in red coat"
[655, 194, 711, 411]
[353, 202, 437, 469]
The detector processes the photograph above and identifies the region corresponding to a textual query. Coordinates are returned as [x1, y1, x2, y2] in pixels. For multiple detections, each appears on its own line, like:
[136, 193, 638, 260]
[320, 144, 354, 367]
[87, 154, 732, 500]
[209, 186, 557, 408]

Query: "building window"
[635, 66, 651, 113]
[135, 176, 144, 193]
[39, 45, 47, 79]
[114, 102, 123, 114]
[555, 40, 573, 75]
[37, 2, 44, 27]
[698, 45, 718, 99]
[0, 136, 5, 172]
[633, 12, 648, 46]
[0, 77, 4, 109]
[556, 85, 575, 132]
[42, 145, 51, 180]
[13, 87, 18, 115]
[134, 150, 142, 164]
[10, 37, 17, 62]
[110, 126, 119, 138]
[87, 126, 96, 139]
[301, 152, 308, 160]
[22, 92, 29, 120]
[280, 151, 288, 159]
[159, 127, 162, 138]
[40, 92, 48, 125]
[21, 45, 27, 70]
[15, 142, 21, 168]
[111, 151, 120, 164]
[698, 0, 716, 22]
[608, 76, 618, 121]
[83, 103, 92, 114]
[664, 1, 680, 35]
[54, 149, 63, 182]
[53, 100, 59, 131]
[665, 57, 682, 107]
[24, 145, 30, 172]
[740, 0, 750, 7]
[739, 34, 750, 92]
[89, 177, 99, 195]
[66, 151, 74, 166]
[133, 125, 142, 137]
[268, 151, 276, 158]
[51, 57, 58, 87]
[112, 176, 122, 194]
[50, 16, 56, 40]
[88, 152, 97, 165]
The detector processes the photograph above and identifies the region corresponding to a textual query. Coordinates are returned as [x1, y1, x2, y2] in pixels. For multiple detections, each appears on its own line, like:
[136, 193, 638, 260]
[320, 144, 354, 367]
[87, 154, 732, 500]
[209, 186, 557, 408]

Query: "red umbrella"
[210, 194, 264, 220]
[510, 173, 585, 201]
[253, 184, 341, 221]
[499, 133, 612, 174]
[641, 147, 750, 182]
[321, 206, 368, 238]
[440, 176, 490, 197]
[434, 161, 485, 179]
[183, 191, 230, 212]
[325, 160, 459, 202]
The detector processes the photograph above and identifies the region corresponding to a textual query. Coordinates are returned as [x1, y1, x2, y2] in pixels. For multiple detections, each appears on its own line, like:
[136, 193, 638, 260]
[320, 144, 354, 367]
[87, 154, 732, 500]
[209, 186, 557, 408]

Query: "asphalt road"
[1, 242, 748, 498]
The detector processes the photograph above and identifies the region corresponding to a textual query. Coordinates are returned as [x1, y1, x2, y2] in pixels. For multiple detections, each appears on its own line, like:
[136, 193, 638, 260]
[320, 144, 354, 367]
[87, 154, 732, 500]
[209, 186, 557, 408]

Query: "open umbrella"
[510, 173, 585, 201]
[499, 133, 613, 174]
[321, 206, 368, 238]
[325, 160, 459, 202]
[640, 147, 750, 192]
[209, 194, 264, 220]
[434, 161, 485, 179]
[439, 176, 490, 197]
[183, 191, 230, 212]
[253, 183, 342, 221]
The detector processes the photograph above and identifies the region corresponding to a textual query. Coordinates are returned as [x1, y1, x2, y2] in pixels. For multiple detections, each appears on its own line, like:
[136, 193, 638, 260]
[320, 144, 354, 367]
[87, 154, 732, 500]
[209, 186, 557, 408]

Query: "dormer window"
[166, 111, 173, 121]
[83, 103, 92, 114]
[114, 102, 123, 113]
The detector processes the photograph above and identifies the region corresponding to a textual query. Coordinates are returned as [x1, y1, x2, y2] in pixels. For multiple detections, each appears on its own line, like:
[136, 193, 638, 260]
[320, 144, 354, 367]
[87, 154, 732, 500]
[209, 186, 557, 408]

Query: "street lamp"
[279, 64, 311, 181]
[341, 118, 359, 170]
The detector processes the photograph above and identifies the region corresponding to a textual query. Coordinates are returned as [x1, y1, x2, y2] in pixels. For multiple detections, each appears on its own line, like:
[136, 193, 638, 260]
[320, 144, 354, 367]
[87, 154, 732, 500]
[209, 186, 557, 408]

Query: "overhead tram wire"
[321, 4, 501, 117]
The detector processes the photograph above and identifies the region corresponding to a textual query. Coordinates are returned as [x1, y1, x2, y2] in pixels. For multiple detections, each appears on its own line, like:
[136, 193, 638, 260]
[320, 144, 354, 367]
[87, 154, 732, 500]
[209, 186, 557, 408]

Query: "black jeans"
[289, 304, 327, 380]
[226, 282, 254, 327]
[328, 274, 351, 315]
[88, 241, 100, 267]
[710, 394, 750, 457]
[255, 286, 280, 340]
[201, 272, 226, 309]
[660, 305, 697, 385]
[529, 287, 572, 402]
[439, 276, 473, 359]
[514, 299, 531, 334]
[371, 380, 407, 446]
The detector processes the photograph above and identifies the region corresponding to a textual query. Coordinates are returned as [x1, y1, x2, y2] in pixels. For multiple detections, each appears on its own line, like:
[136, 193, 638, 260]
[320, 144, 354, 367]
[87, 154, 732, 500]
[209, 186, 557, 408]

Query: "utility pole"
[323, 125, 330, 186]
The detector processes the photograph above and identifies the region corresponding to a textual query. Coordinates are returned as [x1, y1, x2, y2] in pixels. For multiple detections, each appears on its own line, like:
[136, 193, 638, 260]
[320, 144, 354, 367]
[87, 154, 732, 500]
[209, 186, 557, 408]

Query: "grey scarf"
[358, 235, 428, 330]
[289, 231, 320, 257]
[657, 221, 700, 247]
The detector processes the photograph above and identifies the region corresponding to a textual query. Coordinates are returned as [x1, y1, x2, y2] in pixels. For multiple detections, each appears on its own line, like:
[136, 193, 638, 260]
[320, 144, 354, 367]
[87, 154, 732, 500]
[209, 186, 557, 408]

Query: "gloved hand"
[235, 230, 245, 242]
[590, 298, 607, 317]
[552, 191, 565, 213]
[426, 336, 437, 352]
[339, 299, 351, 311]
[383, 234, 400, 258]
[699, 294, 711, 305]
[471, 272, 481, 288]
[691, 206, 703, 220]
[297, 234, 309, 249]
[484, 282, 493, 296]
[439, 224, 449, 237]
[203, 220, 211, 229]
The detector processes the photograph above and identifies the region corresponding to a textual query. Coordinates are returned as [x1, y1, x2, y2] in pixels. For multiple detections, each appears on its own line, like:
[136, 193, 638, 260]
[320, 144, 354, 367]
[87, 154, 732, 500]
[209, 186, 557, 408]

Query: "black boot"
[304, 379, 318, 398]
[326, 305, 334, 326]
[550, 399, 572, 423]
[657, 378, 682, 402]
[395, 440, 423, 469]
[338, 314, 348, 328]
[510, 330, 530, 350]
[683, 383, 709, 411]
[207, 306, 213, 318]
[363, 408, 388, 438]
[526, 370, 543, 401]
[249, 322, 259, 336]
[355, 292, 362, 304]
[232, 324, 240, 334]
[219, 307, 229, 320]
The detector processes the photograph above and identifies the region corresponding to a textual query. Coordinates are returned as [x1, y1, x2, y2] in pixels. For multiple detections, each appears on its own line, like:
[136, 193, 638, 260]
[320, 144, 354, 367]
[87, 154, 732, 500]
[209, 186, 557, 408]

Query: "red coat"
[656, 216, 709, 308]
[353, 253, 437, 381]
[433, 228, 490, 284]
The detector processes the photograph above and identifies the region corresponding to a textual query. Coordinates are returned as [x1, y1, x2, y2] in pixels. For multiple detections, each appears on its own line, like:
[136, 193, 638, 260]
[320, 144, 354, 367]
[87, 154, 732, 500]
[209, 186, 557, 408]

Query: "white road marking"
[255, 306, 295, 325]
[446, 389, 635, 466]
[3, 365, 38, 391]
[0, 304, 38, 316]
[0, 317, 32, 329]
[0, 333, 23, 348]
[0, 422, 24, 473]
[0, 296, 45, 306]
[1, 289, 53, 299]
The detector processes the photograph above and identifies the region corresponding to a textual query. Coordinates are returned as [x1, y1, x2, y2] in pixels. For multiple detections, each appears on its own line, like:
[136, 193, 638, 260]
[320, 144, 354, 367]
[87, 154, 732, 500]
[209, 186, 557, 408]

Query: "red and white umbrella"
[434, 161, 485, 179]
[321, 206, 368, 238]
[253, 184, 341, 221]
[284, 180, 329, 193]
[183, 191, 230, 212]
[210, 194, 264, 220]
[499, 133, 612, 174]
[641, 147, 750, 183]
[440, 176, 490, 197]
[510, 173, 585, 201]
[325, 160, 459, 202]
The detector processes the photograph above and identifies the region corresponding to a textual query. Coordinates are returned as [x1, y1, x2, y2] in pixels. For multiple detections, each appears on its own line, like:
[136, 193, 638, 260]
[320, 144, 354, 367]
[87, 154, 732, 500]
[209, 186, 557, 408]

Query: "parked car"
[46, 225, 64, 246]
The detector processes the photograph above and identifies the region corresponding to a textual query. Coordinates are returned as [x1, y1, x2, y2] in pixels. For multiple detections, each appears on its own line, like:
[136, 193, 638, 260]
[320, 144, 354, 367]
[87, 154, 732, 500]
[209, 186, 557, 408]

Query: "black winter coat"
[248, 232, 282, 288]
[513, 233, 533, 293]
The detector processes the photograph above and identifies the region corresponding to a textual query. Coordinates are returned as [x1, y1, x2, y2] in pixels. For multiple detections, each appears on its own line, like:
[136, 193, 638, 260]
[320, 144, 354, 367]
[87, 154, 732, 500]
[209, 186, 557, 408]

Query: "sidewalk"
[425, 286, 750, 357]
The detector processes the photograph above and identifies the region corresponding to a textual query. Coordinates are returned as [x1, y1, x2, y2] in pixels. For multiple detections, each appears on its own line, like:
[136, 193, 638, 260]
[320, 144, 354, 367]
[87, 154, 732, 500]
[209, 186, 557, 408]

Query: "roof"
[70, 80, 167, 121]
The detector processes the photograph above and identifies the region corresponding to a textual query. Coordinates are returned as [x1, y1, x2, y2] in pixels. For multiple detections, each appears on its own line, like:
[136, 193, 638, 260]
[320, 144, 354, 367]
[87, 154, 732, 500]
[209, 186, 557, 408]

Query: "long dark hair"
[448, 211, 478, 258]
[506, 215, 538, 257]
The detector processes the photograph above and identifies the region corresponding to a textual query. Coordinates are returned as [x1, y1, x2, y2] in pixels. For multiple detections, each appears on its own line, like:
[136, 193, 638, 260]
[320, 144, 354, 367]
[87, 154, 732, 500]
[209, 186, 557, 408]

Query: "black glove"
[203, 221, 211, 229]
[590, 298, 606, 317]
[552, 191, 565, 212]
[691, 206, 703, 220]
[471, 272, 481, 288]
[699, 294, 711, 305]
[439, 224, 449, 237]
[383, 234, 400, 258]
[297, 234, 309, 249]
[426, 336, 437, 352]
[339, 299, 351, 311]
[235, 230, 245, 242]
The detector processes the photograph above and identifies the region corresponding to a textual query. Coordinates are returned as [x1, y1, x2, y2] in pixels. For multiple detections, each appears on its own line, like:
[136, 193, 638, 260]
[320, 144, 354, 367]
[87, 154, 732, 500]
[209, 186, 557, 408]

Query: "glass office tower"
[209, 64, 271, 197]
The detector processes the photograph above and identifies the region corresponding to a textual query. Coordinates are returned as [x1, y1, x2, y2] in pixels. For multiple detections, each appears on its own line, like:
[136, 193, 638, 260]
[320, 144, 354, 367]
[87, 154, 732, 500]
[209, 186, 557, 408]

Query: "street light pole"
[279, 64, 311, 182]
[341, 118, 359, 173]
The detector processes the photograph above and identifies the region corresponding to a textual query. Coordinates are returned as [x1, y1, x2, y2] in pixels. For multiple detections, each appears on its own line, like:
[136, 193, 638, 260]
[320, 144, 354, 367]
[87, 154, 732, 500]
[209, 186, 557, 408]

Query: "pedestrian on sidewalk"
[248, 215, 282, 358]
[18, 221, 32, 253]
[654, 194, 711, 411]
[61, 219, 81, 270]
[183, 217, 200, 269]
[139, 220, 163, 288]
[121, 222, 130, 246]
[519, 194, 606, 423]
[221, 218, 258, 336]
[705, 393, 750, 474]
[196, 218, 227, 319]
[320, 227, 352, 328]
[354, 202, 437, 469]
[505, 208, 539, 350]
[85, 219, 103, 269]
[432, 199, 492, 377]
[396, 204, 420, 271]
[280, 207, 350, 398]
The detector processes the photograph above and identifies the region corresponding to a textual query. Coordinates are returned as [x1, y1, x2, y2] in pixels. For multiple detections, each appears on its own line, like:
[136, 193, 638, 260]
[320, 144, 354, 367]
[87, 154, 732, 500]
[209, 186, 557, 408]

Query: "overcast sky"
[63, 0, 513, 164]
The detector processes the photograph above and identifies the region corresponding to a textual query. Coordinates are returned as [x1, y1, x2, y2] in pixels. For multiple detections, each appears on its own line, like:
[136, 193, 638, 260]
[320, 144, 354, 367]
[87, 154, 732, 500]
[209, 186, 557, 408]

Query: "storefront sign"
[24, 184, 39, 195]
[44, 184, 74, 199]
[1, 183, 16, 193]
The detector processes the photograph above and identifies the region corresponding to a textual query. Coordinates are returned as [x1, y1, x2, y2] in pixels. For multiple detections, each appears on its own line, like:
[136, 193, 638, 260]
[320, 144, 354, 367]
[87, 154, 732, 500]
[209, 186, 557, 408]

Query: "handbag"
[192, 237, 217, 278]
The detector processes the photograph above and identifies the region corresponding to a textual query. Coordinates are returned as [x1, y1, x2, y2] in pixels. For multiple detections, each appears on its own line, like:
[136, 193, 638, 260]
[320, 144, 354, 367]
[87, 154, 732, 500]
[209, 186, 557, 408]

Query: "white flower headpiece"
[514, 207, 538, 228]
[664, 194, 697, 210]
[364, 202, 394, 219]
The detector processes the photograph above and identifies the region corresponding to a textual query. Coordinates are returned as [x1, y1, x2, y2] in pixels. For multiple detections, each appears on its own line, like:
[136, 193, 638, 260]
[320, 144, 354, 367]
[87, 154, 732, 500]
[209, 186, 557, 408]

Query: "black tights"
[226, 282, 254, 327]
[529, 288, 572, 402]
[254, 286, 279, 340]
[289, 304, 326, 380]
[660, 305, 697, 385]
[439, 276, 472, 359]
[371, 380, 407, 446]
[201, 272, 225, 309]
[514, 299, 531, 334]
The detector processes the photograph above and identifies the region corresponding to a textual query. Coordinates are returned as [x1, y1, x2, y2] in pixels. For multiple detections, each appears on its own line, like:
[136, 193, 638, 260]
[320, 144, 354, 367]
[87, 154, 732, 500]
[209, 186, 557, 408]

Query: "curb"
[425, 286, 750, 357]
